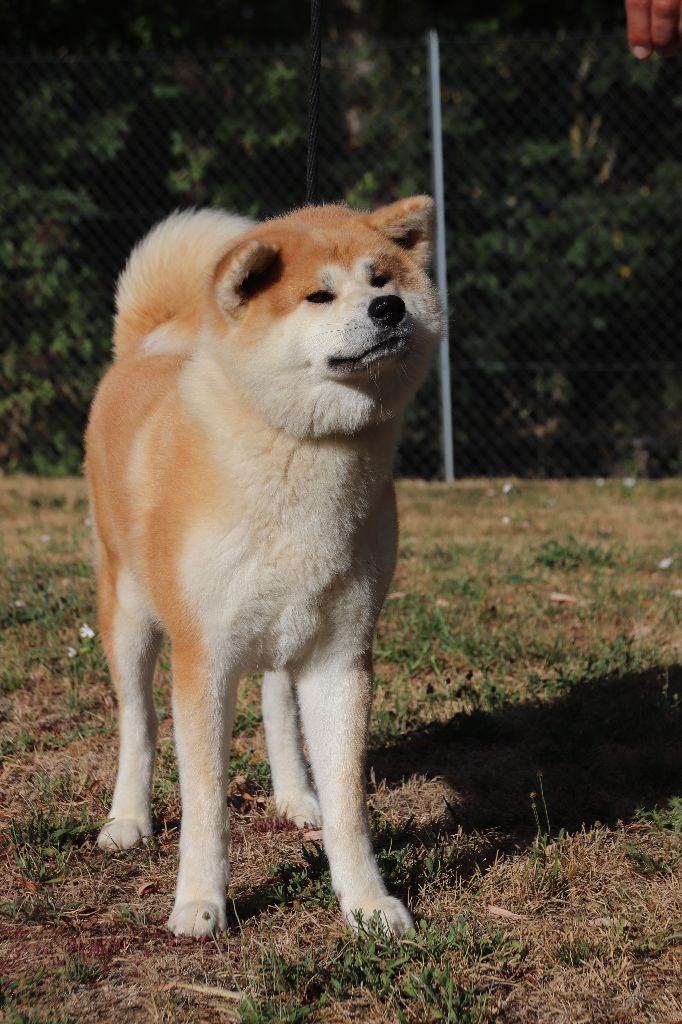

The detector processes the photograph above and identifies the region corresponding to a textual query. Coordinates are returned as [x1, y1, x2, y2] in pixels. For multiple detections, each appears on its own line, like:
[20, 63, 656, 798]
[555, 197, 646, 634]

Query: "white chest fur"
[179, 436, 395, 673]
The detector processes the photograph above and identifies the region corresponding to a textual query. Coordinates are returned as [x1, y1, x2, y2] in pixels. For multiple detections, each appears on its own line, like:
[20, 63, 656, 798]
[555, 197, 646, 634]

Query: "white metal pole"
[427, 28, 455, 482]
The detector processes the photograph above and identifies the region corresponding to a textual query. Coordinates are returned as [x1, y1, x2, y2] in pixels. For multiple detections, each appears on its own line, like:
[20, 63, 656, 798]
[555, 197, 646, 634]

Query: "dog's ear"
[214, 238, 280, 316]
[365, 196, 435, 270]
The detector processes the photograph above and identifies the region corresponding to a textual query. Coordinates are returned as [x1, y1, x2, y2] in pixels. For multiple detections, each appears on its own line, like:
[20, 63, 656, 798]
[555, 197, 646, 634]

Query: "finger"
[625, 0, 653, 57]
[651, 0, 680, 51]
[656, 38, 679, 55]
[655, 12, 680, 53]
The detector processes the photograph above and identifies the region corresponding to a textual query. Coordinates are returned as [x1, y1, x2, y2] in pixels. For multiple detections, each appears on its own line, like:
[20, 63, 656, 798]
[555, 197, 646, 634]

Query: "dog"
[85, 197, 440, 938]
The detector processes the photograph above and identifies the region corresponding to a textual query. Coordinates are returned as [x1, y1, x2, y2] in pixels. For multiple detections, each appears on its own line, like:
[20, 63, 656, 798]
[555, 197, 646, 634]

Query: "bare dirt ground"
[0, 475, 680, 1023]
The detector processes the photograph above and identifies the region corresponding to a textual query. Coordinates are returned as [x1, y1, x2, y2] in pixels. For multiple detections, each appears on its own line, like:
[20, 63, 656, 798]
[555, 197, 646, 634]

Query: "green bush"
[2, 32, 682, 476]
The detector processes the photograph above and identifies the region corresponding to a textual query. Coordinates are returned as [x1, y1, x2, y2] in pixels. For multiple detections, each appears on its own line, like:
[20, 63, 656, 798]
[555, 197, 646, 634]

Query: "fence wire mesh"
[2, 32, 682, 478]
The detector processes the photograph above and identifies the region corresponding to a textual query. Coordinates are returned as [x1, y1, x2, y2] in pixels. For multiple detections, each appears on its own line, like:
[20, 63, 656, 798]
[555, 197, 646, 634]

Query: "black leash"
[306, 0, 321, 205]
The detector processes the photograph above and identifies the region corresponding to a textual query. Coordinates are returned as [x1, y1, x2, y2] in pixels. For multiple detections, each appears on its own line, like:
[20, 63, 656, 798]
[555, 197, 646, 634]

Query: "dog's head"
[204, 197, 441, 438]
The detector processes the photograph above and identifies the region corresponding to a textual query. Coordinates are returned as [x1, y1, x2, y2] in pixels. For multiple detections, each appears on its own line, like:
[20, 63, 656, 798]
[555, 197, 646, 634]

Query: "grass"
[0, 475, 681, 1022]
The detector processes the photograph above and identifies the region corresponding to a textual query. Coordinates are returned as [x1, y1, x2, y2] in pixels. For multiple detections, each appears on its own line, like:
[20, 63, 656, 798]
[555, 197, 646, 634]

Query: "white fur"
[262, 670, 321, 826]
[114, 208, 254, 359]
[296, 654, 413, 935]
[205, 256, 440, 439]
[142, 322, 195, 357]
[97, 569, 160, 851]
[167, 437, 407, 935]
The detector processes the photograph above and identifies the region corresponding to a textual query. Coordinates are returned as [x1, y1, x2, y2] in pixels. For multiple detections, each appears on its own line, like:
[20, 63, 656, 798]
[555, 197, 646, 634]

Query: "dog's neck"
[178, 350, 400, 519]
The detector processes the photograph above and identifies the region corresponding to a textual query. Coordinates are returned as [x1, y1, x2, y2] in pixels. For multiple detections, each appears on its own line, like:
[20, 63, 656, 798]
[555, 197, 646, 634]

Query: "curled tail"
[113, 208, 254, 361]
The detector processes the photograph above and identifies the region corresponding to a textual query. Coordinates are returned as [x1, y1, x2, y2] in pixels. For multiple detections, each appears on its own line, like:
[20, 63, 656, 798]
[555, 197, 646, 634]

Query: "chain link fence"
[2, 32, 682, 478]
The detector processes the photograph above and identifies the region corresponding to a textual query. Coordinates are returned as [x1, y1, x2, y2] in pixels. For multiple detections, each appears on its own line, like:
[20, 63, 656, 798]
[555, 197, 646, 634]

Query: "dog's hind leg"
[262, 670, 321, 827]
[97, 560, 161, 851]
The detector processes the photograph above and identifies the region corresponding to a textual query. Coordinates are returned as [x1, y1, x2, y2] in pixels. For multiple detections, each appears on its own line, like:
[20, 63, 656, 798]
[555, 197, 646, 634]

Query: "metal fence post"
[427, 28, 455, 482]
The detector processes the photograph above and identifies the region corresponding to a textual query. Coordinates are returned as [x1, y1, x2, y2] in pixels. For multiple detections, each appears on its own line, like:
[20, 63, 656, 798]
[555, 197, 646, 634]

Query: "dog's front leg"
[297, 652, 413, 936]
[167, 642, 238, 938]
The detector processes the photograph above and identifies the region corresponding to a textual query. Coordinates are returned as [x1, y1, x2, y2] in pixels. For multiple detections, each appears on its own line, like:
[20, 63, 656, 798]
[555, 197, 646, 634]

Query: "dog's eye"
[370, 275, 389, 288]
[306, 290, 335, 304]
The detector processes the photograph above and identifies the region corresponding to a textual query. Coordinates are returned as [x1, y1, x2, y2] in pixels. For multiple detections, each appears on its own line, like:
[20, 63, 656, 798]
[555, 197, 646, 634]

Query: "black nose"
[368, 294, 405, 328]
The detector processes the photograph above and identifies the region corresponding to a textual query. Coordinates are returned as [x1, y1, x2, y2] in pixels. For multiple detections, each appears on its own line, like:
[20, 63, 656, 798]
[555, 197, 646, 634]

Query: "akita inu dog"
[85, 198, 440, 937]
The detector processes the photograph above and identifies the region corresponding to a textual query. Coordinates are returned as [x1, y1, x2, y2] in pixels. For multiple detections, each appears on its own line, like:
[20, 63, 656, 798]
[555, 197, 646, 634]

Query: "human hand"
[625, 0, 682, 58]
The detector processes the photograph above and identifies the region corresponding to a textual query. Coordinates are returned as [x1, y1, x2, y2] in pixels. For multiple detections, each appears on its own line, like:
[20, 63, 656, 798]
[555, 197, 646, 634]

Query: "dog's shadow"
[231, 665, 681, 922]
[368, 663, 682, 842]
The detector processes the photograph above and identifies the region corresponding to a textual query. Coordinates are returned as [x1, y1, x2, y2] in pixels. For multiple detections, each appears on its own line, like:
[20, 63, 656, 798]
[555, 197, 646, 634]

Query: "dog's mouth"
[327, 334, 409, 374]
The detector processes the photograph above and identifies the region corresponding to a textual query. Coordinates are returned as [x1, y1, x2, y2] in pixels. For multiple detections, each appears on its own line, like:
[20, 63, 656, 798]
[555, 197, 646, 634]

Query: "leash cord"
[306, 0, 321, 204]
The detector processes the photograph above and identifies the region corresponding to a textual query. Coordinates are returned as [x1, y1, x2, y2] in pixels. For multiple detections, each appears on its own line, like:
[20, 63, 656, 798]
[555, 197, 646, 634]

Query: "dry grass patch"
[0, 475, 681, 1022]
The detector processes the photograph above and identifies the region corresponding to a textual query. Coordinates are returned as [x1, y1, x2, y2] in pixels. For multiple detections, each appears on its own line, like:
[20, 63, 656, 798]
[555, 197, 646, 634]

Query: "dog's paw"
[167, 900, 226, 938]
[344, 896, 414, 937]
[277, 790, 322, 828]
[97, 816, 151, 851]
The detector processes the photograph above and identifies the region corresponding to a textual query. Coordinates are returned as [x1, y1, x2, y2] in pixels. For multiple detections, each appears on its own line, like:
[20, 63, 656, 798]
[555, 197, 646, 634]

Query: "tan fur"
[86, 198, 440, 937]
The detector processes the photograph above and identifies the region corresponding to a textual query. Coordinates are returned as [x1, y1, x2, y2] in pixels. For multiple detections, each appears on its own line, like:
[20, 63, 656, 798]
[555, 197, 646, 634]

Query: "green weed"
[56, 956, 101, 986]
[266, 844, 334, 909]
[28, 494, 66, 510]
[7, 808, 107, 886]
[233, 708, 263, 736]
[558, 937, 602, 967]
[634, 797, 682, 835]
[535, 537, 616, 570]
[243, 919, 492, 1023]
[630, 923, 682, 959]
[0, 968, 76, 1024]
[229, 749, 272, 791]
[625, 843, 681, 877]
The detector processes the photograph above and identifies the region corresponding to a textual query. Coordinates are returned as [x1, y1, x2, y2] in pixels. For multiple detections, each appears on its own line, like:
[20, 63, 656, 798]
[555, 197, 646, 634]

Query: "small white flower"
[501, 516, 511, 525]
[14, 600, 26, 608]
[84, 516, 92, 527]
[595, 478, 605, 487]
[67, 646, 77, 658]
[79, 622, 95, 640]
[40, 533, 50, 542]
[658, 558, 673, 571]
[502, 483, 513, 494]
[623, 477, 636, 488]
